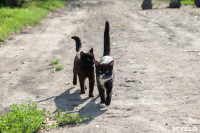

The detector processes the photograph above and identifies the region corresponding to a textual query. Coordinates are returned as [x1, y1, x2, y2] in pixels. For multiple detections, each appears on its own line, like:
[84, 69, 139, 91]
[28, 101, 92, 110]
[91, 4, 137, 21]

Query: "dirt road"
[0, 0, 200, 132]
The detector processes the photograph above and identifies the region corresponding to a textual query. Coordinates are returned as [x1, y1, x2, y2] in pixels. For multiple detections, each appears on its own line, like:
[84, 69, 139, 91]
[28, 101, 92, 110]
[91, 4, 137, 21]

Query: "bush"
[0, 101, 49, 133]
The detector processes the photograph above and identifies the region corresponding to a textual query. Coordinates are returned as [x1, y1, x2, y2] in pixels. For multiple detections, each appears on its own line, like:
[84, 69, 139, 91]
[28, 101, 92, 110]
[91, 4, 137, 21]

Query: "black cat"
[94, 21, 115, 107]
[71, 36, 95, 97]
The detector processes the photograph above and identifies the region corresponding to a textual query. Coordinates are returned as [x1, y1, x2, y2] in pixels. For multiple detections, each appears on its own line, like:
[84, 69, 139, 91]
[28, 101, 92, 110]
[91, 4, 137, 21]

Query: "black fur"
[72, 36, 95, 97]
[104, 21, 110, 56]
[94, 21, 115, 106]
[71, 36, 82, 52]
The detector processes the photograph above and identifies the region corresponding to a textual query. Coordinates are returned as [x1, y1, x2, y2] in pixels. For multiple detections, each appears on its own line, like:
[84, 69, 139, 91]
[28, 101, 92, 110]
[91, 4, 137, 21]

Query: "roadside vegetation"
[0, 0, 66, 41]
[163, 0, 194, 5]
[0, 101, 90, 133]
[55, 109, 90, 126]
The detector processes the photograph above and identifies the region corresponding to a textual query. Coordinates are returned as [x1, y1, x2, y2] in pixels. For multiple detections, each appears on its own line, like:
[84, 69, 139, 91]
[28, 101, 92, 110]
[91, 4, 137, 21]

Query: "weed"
[54, 109, 90, 126]
[0, 100, 49, 133]
[55, 65, 63, 71]
[51, 58, 60, 65]
[162, 0, 194, 5]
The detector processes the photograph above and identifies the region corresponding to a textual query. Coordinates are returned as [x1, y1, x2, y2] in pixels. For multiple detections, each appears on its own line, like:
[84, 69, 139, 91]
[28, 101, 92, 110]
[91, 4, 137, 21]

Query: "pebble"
[126, 80, 136, 83]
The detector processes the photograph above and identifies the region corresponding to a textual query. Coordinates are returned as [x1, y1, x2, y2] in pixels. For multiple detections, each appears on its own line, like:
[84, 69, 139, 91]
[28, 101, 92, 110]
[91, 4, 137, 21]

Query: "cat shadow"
[37, 86, 107, 124]
[54, 86, 108, 124]
[77, 96, 108, 125]
[53, 87, 89, 113]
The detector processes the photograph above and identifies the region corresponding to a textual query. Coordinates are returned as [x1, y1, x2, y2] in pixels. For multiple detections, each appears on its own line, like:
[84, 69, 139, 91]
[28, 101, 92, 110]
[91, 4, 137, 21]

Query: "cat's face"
[94, 61, 114, 79]
[80, 48, 95, 66]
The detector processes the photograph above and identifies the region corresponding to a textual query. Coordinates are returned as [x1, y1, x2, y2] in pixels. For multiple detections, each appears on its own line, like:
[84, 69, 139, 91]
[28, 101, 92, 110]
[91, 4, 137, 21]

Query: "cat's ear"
[94, 60, 100, 66]
[80, 51, 85, 56]
[109, 61, 114, 67]
[89, 48, 93, 54]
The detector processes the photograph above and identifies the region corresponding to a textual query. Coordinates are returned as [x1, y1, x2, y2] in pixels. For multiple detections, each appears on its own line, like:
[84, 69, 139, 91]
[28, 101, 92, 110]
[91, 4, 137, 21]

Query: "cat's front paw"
[89, 93, 94, 97]
[81, 90, 85, 94]
[73, 80, 77, 85]
[100, 103, 106, 108]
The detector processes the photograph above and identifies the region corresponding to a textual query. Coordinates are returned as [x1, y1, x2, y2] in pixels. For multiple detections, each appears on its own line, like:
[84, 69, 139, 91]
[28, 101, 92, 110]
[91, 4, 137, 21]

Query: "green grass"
[162, 0, 194, 5]
[51, 58, 60, 65]
[0, 101, 49, 133]
[0, 101, 91, 132]
[0, 0, 66, 41]
[55, 65, 63, 71]
[54, 109, 90, 126]
[181, 0, 194, 5]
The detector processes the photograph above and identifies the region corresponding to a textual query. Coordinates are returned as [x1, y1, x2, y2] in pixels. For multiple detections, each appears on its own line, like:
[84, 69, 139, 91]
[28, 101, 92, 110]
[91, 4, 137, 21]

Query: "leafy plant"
[54, 109, 90, 126]
[0, 100, 49, 133]
[55, 65, 63, 71]
[50, 58, 60, 65]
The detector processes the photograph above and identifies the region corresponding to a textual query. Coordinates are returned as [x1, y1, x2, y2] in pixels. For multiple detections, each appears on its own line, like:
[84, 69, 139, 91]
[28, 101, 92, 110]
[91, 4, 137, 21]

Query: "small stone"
[169, 0, 181, 8]
[130, 61, 134, 64]
[20, 47, 25, 50]
[126, 80, 136, 83]
[96, 125, 100, 128]
[66, 82, 71, 85]
[195, 0, 200, 7]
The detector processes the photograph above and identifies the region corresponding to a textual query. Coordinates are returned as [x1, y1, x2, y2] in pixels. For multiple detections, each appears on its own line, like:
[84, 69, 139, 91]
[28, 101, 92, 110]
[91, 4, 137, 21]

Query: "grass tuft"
[55, 65, 63, 71]
[54, 109, 90, 126]
[51, 58, 60, 65]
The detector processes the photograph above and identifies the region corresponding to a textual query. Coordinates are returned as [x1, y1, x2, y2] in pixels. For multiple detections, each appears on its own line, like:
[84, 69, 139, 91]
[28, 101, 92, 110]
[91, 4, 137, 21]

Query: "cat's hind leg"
[79, 76, 86, 94]
[73, 69, 77, 85]
[88, 76, 95, 97]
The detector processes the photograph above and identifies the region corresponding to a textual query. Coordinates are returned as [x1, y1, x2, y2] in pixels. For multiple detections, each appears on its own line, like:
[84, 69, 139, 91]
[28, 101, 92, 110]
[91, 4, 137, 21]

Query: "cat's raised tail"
[103, 21, 111, 56]
[71, 36, 82, 52]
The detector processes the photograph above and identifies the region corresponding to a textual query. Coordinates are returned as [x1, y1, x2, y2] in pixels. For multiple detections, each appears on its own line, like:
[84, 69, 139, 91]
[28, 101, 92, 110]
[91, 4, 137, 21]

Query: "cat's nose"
[100, 74, 106, 78]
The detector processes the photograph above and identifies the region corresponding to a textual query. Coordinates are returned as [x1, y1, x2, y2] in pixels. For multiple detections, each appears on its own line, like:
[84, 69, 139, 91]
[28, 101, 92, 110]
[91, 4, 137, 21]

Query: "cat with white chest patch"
[94, 21, 115, 107]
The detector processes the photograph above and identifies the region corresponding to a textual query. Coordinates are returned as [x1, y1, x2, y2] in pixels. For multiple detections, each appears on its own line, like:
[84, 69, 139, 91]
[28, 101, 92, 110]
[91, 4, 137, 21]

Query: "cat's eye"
[106, 71, 109, 73]
[99, 70, 102, 73]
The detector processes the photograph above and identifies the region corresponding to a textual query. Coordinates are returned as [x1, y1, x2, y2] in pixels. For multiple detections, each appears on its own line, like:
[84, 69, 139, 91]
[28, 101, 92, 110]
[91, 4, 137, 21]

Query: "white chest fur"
[98, 78, 107, 90]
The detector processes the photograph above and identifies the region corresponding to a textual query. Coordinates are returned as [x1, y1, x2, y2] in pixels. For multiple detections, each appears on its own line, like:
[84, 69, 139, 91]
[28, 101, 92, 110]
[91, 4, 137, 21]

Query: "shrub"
[0, 101, 49, 133]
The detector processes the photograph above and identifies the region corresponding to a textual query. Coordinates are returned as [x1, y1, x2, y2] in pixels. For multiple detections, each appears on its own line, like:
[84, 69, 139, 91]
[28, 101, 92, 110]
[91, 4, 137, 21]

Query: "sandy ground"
[0, 0, 200, 132]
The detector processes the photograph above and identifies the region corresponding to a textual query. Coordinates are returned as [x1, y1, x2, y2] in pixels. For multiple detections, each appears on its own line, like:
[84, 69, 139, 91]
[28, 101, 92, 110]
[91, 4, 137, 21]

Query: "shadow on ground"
[37, 86, 107, 124]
